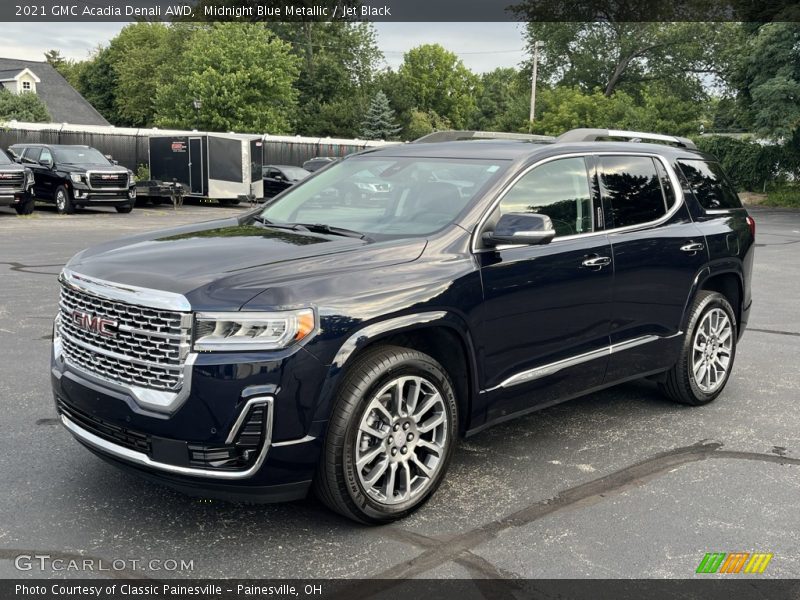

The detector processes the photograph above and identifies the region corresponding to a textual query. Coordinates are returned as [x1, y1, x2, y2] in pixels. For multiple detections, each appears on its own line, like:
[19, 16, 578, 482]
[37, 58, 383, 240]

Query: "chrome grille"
[59, 283, 191, 391]
[88, 172, 129, 189]
[0, 171, 24, 189]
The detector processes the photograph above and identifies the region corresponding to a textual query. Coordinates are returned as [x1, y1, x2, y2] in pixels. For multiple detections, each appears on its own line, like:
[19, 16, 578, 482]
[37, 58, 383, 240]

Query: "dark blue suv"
[52, 129, 754, 523]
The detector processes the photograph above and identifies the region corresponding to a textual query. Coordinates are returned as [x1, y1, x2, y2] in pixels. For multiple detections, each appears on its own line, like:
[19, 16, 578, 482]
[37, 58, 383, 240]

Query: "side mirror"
[482, 212, 556, 247]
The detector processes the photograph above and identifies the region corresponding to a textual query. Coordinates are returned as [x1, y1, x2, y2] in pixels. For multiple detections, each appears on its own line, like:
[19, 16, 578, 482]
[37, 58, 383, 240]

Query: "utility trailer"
[148, 133, 263, 203]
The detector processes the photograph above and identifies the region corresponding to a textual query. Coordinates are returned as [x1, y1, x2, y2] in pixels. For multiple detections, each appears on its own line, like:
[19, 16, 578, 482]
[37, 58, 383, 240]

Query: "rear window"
[678, 159, 742, 210]
[598, 156, 668, 228]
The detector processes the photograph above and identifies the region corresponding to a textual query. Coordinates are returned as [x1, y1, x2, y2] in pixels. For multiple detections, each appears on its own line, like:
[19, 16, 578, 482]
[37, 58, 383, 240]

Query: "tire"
[54, 186, 74, 215]
[115, 203, 134, 214]
[659, 290, 737, 406]
[14, 196, 35, 215]
[314, 345, 458, 524]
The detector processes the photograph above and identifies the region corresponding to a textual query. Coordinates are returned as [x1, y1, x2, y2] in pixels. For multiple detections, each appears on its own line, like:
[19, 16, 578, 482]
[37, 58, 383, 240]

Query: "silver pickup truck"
[0, 149, 34, 214]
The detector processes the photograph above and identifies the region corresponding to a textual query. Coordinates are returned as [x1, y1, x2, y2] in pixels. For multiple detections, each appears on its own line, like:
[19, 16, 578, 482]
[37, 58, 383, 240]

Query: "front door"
[188, 137, 203, 195]
[476, 156, 613, 422]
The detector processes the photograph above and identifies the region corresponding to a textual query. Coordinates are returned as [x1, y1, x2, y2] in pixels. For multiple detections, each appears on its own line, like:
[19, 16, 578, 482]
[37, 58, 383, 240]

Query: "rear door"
[477, 155, 614, 421]
[188, 137, 203, 195]
[598, 154, 707, 382]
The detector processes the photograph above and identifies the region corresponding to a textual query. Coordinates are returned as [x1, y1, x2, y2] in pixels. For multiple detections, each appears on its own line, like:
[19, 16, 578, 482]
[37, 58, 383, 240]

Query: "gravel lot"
[0, 202, 798, 580]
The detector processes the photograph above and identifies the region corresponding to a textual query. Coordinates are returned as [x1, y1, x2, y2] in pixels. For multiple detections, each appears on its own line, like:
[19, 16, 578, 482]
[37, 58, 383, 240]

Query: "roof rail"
[413, 130, 554, 143]
[556, 128, 697, 150]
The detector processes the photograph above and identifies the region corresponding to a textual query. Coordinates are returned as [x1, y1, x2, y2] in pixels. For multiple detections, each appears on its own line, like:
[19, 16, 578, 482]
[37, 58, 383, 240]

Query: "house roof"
[0, 58, 109, 126]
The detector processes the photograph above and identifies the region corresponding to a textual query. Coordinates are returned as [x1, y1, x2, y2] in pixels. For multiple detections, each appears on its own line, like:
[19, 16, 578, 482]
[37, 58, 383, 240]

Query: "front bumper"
[52, 337, 329, 500]
[0, 190, 28, 206]
[71, 185, 136, 204]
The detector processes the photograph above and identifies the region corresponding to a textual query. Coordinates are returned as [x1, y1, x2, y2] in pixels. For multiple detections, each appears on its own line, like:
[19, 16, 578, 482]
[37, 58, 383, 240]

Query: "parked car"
[9, 144, 136, 214]
[52, 128, 754, 524]
[0, 149, 34, 215]
[262, 165, 311, 198]
[302, 156, 338, 172]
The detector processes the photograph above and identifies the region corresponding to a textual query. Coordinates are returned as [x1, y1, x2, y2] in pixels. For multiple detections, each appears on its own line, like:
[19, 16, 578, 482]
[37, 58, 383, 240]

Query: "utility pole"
[529, 41, 543, 125]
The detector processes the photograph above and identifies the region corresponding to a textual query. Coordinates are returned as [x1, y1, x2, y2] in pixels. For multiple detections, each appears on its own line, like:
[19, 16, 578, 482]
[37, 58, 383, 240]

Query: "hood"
[60, 163, 128, 173]
[0, 164, 25, 174]
[66, 216, 427, 310]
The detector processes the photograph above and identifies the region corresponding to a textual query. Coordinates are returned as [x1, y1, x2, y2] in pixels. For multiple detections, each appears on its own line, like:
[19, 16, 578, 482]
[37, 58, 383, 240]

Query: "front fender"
[310, 310, 479, 425]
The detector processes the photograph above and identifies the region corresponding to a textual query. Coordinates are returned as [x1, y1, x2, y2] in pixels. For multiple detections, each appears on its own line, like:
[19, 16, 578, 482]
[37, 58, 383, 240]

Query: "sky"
[0, 22, 528, 73]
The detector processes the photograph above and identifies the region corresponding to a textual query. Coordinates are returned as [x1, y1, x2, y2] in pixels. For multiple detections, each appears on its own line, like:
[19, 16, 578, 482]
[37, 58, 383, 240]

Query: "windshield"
[52, 147, 111, 165]
[259, 156, 508, 238]
[0, 150, 11, 165]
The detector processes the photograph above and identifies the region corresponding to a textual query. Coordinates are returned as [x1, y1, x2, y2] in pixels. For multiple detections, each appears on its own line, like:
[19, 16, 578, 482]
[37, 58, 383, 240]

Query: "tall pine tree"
[361, 90, 400, 140]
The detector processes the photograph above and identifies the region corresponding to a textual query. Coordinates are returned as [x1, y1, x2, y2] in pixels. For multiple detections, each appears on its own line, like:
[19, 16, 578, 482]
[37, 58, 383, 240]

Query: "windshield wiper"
[251, 216, 371, 241]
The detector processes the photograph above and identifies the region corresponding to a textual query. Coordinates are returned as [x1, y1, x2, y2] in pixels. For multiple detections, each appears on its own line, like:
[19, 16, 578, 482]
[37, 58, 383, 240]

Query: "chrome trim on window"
[60, 397, 274, 480]
[486, 333, 682, 392]
[471, 152, 686, 253]
[60, 269, 192, 312]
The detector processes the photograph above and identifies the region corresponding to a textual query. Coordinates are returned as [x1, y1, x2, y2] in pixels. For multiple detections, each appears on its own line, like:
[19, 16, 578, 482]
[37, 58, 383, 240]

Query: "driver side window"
[39, 148, 53, 165]
[499, 157, 594, 237]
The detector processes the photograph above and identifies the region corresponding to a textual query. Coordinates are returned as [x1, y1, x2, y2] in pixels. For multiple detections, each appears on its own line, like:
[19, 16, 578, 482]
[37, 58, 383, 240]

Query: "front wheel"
[14, 196, 35, 215]
[660, 291, 737, 405]
[54, 186, 74, 215]
[115, 203, 134, 214]
[314, 346, 458, 524]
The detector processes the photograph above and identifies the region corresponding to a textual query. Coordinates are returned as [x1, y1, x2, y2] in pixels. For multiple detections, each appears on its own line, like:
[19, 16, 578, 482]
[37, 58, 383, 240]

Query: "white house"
[0, 67, 41, 95]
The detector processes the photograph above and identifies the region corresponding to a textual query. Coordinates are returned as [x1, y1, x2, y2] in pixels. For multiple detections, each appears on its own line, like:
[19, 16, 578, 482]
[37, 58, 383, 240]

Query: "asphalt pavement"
[0, 202, 797, 580]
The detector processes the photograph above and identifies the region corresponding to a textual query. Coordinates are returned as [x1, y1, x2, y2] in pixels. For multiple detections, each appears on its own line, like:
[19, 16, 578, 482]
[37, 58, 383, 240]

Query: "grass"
[762, 184, 800, 208]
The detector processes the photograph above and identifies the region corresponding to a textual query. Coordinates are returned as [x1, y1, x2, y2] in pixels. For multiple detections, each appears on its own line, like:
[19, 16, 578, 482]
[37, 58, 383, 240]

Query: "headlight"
[193, 308, 316, 352]
[70, 173, 83, 184]
[25, 169, 34, 185]
[129, 172, 136, 185]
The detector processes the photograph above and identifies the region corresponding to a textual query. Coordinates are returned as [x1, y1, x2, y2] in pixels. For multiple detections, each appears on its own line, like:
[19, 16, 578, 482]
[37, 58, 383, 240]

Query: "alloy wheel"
[354, 375, 448, 506]
[691, 308, 733, 393]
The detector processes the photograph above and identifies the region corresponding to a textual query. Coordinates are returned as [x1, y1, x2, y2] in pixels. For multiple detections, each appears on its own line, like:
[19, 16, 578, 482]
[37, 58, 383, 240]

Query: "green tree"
[0, 89, 50, 122]
[404, 109, 451, 141]
[361, 90, 400, 140]
[267, 22, 383, 137]
[107, 23, 173, 127]
[75, 46, 119, 123]
[397, 44, 479, 129]
[735, 23, 800, 141]
[521, 22, 736, 100]
[154, 23, 301, 133]
[472, 68, 531, 131]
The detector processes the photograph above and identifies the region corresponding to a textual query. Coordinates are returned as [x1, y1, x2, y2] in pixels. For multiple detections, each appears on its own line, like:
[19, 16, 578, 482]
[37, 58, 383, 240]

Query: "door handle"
[581, 255, 611, 269]
[680, 242, 705, 253]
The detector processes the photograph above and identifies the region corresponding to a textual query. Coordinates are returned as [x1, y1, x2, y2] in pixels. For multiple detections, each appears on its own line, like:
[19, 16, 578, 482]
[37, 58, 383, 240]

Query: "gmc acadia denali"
[10, 144, 136, 214]
[52, 129, 754, 523]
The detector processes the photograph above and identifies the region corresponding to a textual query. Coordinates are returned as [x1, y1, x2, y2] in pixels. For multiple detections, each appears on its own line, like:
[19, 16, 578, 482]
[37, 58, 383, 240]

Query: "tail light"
[746, 215, 756, 239]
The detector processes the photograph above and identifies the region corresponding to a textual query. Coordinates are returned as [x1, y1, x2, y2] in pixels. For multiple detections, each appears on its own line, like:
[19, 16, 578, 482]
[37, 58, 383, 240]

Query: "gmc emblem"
[72, 310, 117, 338]
[101, 175, 118, 180]
[0, 174, 12, 179]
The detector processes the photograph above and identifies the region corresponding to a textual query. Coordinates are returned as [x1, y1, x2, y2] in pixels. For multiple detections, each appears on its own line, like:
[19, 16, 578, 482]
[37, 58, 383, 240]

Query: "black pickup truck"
[0, 149, 34, 214]
[9, 144, 136, 214]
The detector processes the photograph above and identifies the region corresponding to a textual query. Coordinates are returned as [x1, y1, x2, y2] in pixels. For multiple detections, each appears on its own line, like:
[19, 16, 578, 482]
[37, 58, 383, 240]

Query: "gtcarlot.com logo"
[696, 552, 773, 574]
[15, 554, 194, 572]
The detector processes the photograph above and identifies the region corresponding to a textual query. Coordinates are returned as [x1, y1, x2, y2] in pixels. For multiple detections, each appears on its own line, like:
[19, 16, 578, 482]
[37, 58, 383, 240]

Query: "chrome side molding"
[489, 333, 681, 391]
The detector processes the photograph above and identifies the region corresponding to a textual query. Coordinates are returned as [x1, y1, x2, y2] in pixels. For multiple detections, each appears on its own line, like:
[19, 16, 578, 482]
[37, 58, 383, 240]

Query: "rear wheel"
[314, 345, 458, 524]
[54, 186, 74, 215]
[14, 196, 35, 215]
[659, 291, 737, 405]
